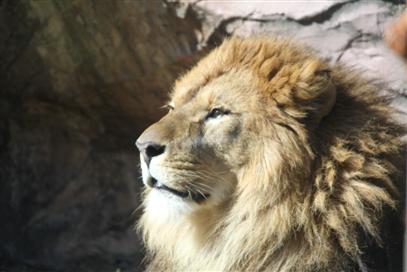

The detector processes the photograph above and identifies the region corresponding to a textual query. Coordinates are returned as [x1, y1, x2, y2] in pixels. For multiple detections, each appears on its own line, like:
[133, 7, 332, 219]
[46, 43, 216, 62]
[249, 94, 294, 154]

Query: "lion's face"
[137, 70, 264, 218]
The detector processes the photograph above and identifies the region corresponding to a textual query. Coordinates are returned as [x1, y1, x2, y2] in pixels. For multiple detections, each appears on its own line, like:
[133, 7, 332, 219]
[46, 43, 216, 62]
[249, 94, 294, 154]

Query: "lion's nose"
[136, 141, 166, 166]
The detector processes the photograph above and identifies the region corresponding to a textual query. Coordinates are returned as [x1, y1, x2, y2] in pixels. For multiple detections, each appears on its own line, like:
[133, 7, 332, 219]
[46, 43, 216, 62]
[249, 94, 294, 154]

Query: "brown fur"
[137, 37, 405, 271]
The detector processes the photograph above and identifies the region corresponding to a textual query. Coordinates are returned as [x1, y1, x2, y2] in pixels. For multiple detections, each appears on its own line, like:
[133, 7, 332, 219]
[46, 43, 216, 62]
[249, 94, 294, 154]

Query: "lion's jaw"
[139, 151, 234, 223]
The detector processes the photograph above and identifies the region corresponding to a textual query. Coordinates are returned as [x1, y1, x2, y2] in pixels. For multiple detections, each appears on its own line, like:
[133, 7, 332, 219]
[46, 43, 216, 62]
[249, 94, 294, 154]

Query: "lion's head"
[136, 37, 405, 272]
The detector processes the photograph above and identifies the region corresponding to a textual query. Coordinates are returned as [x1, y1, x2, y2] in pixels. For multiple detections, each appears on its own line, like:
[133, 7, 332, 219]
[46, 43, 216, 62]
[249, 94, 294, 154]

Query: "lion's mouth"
[150, 177, 209, 203]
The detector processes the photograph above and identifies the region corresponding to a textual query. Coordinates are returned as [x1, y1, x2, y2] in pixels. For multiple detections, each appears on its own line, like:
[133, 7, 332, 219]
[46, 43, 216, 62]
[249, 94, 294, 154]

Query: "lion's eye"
[206, 108, 229, 120]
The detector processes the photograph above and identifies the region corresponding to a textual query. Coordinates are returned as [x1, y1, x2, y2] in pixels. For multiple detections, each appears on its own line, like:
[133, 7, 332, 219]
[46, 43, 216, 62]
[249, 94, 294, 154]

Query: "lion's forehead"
[172, 69, 260, 112]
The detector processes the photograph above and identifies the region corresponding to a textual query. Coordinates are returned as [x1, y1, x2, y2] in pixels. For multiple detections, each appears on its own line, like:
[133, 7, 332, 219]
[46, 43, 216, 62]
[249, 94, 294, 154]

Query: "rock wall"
[0, 1, 200, 271]
[0, 0, 406, 271]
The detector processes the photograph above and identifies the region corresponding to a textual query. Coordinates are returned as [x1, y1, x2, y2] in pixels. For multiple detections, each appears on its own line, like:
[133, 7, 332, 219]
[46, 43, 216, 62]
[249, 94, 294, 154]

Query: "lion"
[136, 37, 405, 272]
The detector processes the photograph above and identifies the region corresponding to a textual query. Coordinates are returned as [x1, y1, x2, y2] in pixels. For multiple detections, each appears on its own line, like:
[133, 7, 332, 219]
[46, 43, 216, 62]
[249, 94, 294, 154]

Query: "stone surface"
[194, 0, 351, 21]
[1, 0, 406, 271]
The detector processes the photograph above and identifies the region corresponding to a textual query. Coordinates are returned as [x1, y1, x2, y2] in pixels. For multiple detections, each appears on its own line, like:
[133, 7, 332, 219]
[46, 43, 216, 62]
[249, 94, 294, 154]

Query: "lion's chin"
[145, 189, 201, 222]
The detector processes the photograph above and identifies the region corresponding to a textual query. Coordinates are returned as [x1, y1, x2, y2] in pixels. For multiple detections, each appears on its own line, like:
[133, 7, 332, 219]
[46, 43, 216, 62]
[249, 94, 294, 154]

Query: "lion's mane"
[139, 37, 405, 272]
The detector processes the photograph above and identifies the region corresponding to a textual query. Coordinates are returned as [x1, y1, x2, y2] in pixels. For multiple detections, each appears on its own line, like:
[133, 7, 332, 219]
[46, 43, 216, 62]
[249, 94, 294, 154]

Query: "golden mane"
[139, 37, 405, 272]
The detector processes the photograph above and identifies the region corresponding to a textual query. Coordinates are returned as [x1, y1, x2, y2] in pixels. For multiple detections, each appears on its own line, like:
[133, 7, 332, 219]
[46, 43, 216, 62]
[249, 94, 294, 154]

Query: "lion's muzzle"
[136, 128, 210, 203]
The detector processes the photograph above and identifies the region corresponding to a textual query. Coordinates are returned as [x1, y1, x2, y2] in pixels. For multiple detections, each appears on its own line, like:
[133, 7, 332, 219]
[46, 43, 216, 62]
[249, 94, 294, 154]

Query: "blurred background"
[0, 0, 406, 271]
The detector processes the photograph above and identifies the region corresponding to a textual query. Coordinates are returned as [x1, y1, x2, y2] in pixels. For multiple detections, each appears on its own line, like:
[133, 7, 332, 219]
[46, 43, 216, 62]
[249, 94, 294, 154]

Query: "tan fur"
[137, 37, 405, 272]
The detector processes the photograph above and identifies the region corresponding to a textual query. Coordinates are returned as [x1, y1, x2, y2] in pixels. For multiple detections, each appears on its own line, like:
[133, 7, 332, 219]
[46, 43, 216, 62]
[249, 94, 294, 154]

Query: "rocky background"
[0, 0, 406, 271]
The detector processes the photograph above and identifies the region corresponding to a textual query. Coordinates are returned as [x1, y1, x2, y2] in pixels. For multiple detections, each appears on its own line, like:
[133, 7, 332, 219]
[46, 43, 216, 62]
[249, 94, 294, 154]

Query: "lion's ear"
[296, 60, 337, 126]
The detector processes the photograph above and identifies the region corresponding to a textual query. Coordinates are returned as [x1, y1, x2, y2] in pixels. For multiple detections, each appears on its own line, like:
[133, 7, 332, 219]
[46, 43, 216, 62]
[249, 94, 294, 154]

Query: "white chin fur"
[145, 189, 199, 222]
